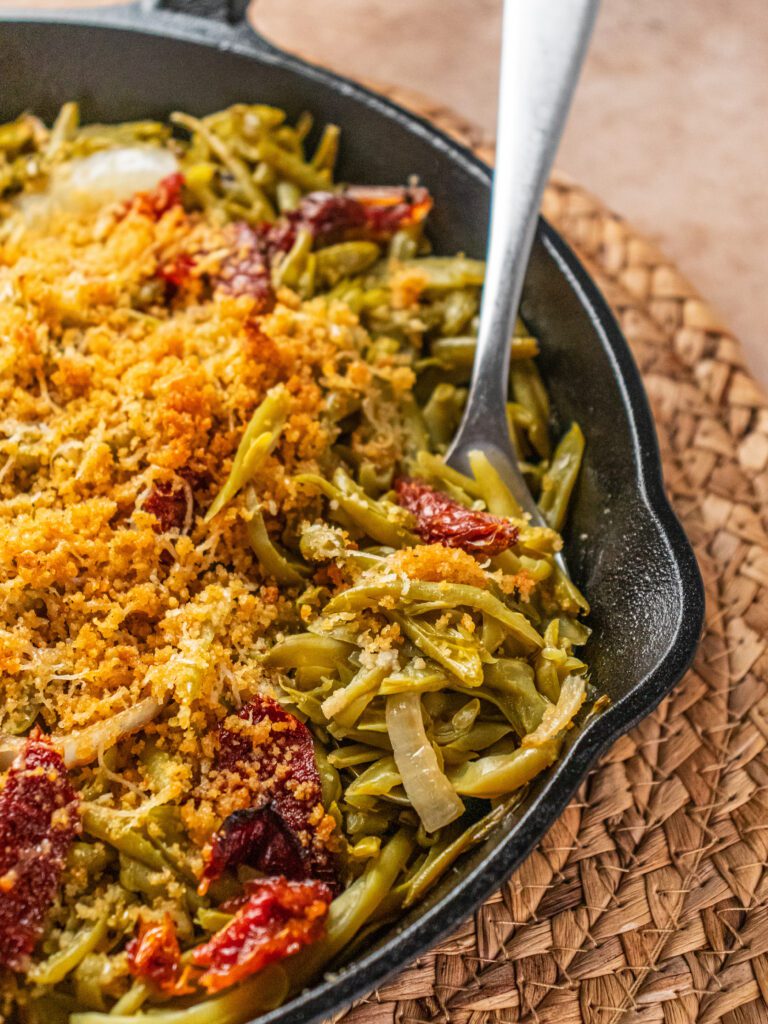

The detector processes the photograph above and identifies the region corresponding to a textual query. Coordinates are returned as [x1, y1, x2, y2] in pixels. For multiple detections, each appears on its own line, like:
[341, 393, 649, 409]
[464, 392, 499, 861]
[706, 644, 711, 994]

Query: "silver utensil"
[446, 0, 599, 559]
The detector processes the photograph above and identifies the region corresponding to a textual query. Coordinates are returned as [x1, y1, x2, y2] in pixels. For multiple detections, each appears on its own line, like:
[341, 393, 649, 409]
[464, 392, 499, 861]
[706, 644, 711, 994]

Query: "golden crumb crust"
[0, 194, 407, 803]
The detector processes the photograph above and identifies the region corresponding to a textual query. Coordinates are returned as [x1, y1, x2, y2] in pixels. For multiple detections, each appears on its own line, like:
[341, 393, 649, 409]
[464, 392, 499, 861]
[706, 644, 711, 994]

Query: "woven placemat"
[329, 88, 768, 1024]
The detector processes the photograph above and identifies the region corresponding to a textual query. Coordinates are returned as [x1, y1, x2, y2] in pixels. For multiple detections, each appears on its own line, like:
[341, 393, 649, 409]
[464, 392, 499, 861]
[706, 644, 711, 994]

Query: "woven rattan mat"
[327, 89, 768, 1024]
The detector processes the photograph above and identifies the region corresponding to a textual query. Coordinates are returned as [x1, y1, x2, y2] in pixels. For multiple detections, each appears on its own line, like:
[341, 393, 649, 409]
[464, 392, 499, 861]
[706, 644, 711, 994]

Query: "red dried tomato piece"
[126, 913, 193, 995]
[192, 876, 331, 993]
[0, 738, 80, 970]
[157, 252, 196, 290]
[395, 477, 519, 556]
[131, 172, 185, 220]
[204, 696, 337, 893]
[211, 185, 431, 305]
[214, 222, 275, 310]
[268, 186, 432, 255]
[345, 185, 433, 240]
[267, 193, 366, 254]
[202, 807, 305, 889]
[143, 480, 190, 533]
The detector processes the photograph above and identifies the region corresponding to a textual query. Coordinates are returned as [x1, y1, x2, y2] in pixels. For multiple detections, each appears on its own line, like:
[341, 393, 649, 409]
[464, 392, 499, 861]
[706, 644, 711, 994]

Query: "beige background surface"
[4, 0, 767, 382]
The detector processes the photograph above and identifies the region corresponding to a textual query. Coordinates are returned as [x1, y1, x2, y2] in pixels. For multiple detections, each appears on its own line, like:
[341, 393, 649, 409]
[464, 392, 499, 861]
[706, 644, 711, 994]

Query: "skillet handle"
[142, 0, 278, 53]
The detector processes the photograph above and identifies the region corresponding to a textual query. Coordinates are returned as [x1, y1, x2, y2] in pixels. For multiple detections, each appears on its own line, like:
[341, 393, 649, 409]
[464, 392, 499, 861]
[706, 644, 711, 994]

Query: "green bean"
[272, 226, 313, 290]
[468, 449, 523, 518]
[389, 612, 484, 686]
[321, 660, 393, 726]
[324, 579, 543, 651]
[483, 659, 550, 736]
[171, 111, 275, 221]
[46, 101, 79, 159]
[509, 359, 551, 459]
[109, 983, 150, 1016]
[422, 384, 465, 450]
[294, 471, 417, 548]
[311, 123, 341, 171]
[262, 633, 354, 670]
[552, 561, 590, 614]
[28, 915, 108, 985]
[67, 840, 114, 878]
[206, 385, 289, 521]
[511, 334, 540, 359]
[288, 829, 414, 983]
[252, 136, 331, 191]
[73, 964, 289, 1024]
[448, 742, 558, 799]
[442, 291, 478, 335]
[397, 256, 485, 290]
[276, 179, 301, 212]
[196, 908, 234, 933]
[345, 756, 402, 805]
[327, 743, 383, 768]
[439, 721, 512, 762]
[388, 227, 421, 261]
[402, 798, 516, 906]
[313, 744, 342, 806]
[245, 492, 308, 585]
[315, 241, 381, 287]
[538, 423, 585, 532]
[430, 335, 477, 370]
[413, 450, 483, 498]
[82, 804, 169, 873]
[119, 853, 173, 902]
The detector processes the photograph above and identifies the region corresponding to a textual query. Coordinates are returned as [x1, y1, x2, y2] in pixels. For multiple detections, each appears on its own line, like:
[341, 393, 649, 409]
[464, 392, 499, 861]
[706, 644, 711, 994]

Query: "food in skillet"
[0, 102, 592, 1022]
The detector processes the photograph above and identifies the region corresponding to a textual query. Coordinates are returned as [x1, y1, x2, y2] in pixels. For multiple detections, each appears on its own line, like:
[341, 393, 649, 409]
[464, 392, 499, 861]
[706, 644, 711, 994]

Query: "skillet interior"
[0, 9, 705, 1023]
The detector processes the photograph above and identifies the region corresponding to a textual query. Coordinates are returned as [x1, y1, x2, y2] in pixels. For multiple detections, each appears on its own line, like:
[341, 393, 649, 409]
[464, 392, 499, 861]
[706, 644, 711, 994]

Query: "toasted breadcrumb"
[0, 193, 406, 831]
[387, 544, 489, 588]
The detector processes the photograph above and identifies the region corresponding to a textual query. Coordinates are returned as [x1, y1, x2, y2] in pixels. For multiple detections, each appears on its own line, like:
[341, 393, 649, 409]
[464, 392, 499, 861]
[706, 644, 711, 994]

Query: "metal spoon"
[446, 0, 599, 561]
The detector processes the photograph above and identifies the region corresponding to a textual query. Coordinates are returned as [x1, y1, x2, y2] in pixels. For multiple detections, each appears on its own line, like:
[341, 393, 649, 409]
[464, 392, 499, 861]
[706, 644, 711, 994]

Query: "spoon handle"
[446, 0, 598, 499]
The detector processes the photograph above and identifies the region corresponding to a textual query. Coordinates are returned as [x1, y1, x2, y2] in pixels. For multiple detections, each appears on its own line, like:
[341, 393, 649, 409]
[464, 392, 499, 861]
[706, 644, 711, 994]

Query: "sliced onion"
[16, 146, 179, 224]
[57, 696, 162, 768]
[386, 692, 464, 833]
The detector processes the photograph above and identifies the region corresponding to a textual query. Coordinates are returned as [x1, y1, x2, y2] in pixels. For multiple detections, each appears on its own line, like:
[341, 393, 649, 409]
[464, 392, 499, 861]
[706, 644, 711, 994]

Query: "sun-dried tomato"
[267, 193, 366, 254]
[192, 876, 331, 993]
[211, 185, 431, 305]
[144, 480, 189, 533]
[269, 186, 432, 254]
[0, 738, 80, 970]
[203, 696, 337, 893]
[213, 222, 275, 310]
[157, 252, 196, 291]
[131, 172, 185, 220]
[345, 184, 433, 240]
[394, 477, 519, 556]
[126, 913, 193, 995]
[202, 807, 305, 886]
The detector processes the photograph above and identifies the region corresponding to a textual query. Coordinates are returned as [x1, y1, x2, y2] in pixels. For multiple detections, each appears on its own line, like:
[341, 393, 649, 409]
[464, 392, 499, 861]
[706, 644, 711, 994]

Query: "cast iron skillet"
[0, 2, 705, 1021]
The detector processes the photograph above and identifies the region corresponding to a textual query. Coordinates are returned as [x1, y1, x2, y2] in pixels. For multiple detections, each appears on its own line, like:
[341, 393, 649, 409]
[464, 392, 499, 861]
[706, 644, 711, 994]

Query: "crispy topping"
[0, 738, 80, 970]
[387, 543, 489, 588]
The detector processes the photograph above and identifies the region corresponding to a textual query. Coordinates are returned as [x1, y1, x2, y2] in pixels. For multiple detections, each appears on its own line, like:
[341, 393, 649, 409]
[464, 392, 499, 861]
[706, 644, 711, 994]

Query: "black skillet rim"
[0, 6, 706, 1022]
